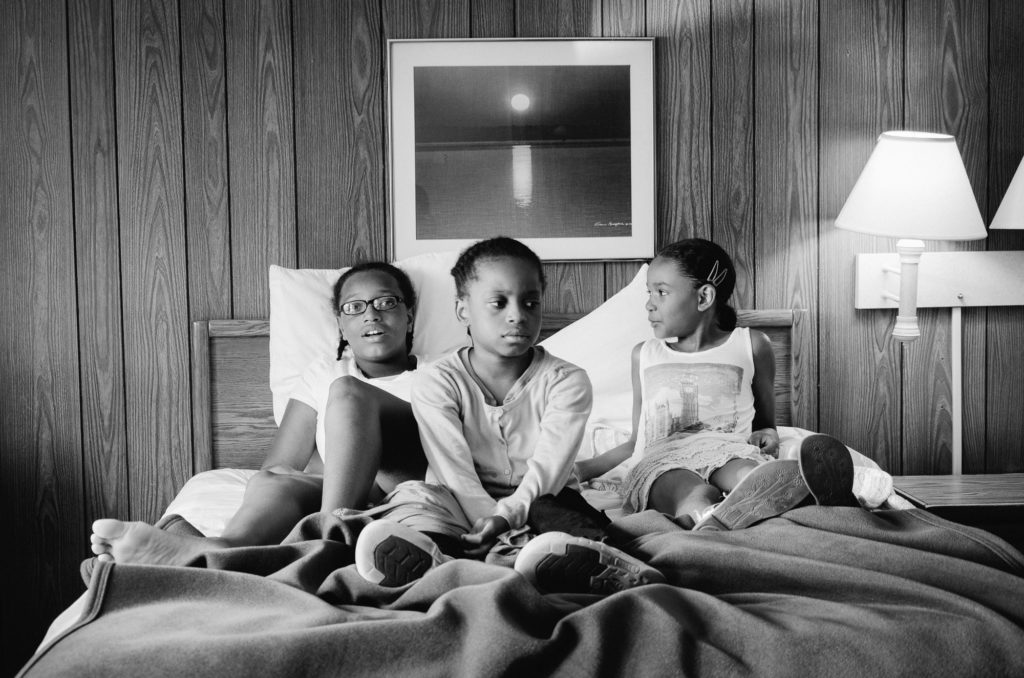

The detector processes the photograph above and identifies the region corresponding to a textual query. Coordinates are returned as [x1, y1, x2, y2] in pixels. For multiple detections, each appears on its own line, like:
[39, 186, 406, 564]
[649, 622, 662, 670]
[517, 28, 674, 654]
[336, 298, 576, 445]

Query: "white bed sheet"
[163, 426, 909, 538]
[162, 468, 258, 537]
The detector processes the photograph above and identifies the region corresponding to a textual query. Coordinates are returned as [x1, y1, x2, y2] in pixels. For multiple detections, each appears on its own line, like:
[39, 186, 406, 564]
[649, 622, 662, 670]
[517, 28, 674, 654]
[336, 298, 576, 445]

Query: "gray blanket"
[20, 507, 1024, 677]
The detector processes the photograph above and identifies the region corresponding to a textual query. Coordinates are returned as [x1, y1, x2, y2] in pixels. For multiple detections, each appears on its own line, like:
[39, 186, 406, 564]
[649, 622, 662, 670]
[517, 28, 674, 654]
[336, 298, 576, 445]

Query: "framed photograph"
[387, 38, 656, 261]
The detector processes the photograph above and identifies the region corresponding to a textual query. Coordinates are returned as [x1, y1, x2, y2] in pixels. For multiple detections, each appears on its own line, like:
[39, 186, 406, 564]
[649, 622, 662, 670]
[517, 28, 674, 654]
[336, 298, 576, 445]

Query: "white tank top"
[633, 327, 756, 457]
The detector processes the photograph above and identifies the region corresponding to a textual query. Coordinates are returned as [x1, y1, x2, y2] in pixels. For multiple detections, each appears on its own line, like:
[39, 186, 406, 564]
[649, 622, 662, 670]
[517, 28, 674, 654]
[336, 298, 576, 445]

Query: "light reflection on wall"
[512, 144, 533, 208]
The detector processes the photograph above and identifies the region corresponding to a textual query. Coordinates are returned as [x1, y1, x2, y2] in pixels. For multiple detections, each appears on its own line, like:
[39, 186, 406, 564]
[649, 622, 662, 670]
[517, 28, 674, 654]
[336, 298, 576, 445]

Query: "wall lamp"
[835, 131, 988, 342]
[837, 131, 1024, 473]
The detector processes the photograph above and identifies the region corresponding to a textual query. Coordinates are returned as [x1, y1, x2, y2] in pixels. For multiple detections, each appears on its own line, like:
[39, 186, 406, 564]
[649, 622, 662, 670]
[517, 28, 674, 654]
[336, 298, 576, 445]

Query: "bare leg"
[90, 470, 323, 566]
[219, 468, 322, 544]
[90, 378, 427, 564]
[708, 458, 761, 494]
[320, 377, 426, 513]
[648, 469, 722, 525]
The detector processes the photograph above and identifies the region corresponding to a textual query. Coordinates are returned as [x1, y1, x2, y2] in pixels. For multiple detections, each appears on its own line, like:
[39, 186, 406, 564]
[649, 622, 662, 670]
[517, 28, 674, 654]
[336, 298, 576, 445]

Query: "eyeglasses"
[339, 295, 405, 316]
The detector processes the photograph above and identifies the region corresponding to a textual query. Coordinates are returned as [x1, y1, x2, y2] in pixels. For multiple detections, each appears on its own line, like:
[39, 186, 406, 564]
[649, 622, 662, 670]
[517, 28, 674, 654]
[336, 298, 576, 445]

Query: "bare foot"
[90, 519, 230, 566]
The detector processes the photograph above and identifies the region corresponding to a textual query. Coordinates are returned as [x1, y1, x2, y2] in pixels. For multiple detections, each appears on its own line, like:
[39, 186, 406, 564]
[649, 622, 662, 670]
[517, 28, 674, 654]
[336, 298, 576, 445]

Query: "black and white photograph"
[389, 39, 655, 260]
[6, 3, 1024, 676]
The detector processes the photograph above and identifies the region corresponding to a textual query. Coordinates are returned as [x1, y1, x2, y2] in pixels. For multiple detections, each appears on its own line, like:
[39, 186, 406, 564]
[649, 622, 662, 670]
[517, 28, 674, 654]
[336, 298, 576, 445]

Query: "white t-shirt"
[288, 350, 417, 462]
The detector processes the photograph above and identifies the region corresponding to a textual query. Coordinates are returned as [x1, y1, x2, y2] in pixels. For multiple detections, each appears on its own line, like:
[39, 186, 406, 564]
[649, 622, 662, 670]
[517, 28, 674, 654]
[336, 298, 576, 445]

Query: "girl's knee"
[327, 376, 379, 410]
[688, 483, 721, 505]
[651, 469, 718, 505]
[711, 458, 760, 492]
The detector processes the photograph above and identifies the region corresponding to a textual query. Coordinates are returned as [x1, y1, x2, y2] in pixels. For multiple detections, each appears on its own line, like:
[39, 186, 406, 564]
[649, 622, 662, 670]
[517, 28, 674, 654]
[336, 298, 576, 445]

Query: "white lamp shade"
[835, 131, 987, 240]
[991, 156, 1024, 230]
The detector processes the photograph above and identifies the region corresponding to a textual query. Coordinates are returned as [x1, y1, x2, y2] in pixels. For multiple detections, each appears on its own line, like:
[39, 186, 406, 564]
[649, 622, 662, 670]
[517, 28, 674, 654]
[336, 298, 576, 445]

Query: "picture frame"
[387, 38, 656, 262]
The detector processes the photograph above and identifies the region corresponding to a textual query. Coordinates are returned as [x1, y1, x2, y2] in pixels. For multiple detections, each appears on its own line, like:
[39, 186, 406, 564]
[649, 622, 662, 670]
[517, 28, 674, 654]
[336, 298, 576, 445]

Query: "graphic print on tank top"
[642, 362, 742, 446]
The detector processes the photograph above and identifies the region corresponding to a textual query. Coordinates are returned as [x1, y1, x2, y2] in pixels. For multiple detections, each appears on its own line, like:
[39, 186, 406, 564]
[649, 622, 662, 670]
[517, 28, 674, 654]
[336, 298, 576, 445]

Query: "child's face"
[456, 256, 543, 359]
[645, 256, 709, 339]
[336, 270, 413, 368]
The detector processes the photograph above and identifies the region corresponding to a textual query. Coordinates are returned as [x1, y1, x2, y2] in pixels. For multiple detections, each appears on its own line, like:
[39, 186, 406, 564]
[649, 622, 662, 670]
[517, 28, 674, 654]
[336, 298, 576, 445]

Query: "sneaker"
[513, 532, 665, 594]
[798, 434, 859, 507]
[693, 459, 809, 531]
[354, 519, 452, 587]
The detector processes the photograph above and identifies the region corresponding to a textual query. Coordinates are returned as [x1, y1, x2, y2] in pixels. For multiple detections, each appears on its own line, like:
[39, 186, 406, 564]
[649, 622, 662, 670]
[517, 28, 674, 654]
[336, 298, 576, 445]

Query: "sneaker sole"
[355, 520, 449, 587]
[370, 535, 437, 587]
[520, 537, 664, 594]
[799, 434, 859, 507]
[696, 460, 808, 531]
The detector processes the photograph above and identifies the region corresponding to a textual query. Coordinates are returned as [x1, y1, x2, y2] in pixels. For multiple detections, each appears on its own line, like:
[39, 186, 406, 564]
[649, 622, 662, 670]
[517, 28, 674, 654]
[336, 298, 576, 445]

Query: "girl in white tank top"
[574, 239, 780, 527]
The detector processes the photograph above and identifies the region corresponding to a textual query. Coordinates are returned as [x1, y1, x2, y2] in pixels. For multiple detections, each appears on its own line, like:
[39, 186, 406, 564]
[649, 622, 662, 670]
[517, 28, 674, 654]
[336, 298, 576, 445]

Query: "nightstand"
[893, 473, 1024, 552]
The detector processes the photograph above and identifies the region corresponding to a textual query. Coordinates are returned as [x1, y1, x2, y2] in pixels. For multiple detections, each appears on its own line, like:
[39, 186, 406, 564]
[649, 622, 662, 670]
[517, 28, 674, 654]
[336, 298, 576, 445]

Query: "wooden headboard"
[191, 309, 807, 473]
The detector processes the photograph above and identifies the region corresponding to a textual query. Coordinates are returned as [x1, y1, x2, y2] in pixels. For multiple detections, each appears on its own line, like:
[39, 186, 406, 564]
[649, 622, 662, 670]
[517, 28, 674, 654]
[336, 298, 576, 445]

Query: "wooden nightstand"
[893, 473, 1024, 552]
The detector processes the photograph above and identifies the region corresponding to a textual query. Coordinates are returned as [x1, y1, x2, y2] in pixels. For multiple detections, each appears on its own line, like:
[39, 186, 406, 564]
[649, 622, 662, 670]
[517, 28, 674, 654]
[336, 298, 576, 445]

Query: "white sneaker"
[514, 531, 665, 594]
[354, 519, 452, 587]
[693, 459, 809, 531]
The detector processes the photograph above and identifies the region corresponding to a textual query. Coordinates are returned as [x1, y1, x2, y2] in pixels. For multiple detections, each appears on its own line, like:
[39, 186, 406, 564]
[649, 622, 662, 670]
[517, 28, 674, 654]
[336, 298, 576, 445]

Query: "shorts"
[353, 481, 473, 540]
[339, 481, 610, 565]
[620, 434, 771, 513]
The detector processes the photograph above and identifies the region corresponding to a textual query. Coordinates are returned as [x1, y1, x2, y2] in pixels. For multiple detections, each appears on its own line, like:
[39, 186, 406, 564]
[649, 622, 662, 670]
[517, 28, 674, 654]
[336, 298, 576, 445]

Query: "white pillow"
[539, 264, 651, 457]
[396, 250, 469, 363]
[268, 266, 344, 423]
[268, 250, 468, 424]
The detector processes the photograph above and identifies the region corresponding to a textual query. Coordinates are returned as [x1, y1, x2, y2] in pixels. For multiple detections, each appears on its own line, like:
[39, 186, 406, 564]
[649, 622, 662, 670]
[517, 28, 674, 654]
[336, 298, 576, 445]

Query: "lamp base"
[893, 315, 920, 342]
[892, 239, 925, 343]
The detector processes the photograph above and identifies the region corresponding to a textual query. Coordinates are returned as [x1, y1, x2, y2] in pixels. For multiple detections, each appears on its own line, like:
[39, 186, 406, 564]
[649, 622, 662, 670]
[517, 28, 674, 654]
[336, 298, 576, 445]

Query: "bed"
[20, 254, 1024, 678]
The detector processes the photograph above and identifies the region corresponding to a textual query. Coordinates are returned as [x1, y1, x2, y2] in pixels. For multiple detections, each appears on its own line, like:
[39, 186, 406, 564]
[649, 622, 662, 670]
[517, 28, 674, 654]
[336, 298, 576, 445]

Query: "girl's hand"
[749, 428, 780, 457]
[460, 516, 511, 558]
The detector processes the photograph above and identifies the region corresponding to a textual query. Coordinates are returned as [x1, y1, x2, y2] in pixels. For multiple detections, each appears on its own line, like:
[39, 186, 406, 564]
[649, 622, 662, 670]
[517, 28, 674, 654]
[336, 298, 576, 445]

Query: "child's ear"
[336, 314, 347, 340]
[697, 284, 717, 312]
[455, 297, 470, 326]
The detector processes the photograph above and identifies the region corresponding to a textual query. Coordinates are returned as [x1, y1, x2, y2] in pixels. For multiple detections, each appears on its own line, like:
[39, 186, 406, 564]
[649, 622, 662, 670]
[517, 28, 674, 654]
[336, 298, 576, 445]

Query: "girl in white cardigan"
[353, 237, 664, 593]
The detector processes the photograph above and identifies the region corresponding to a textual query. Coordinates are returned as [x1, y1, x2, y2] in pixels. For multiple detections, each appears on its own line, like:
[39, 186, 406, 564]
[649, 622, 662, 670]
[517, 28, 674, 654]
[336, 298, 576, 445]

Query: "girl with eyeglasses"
[90, 263, 427, 566]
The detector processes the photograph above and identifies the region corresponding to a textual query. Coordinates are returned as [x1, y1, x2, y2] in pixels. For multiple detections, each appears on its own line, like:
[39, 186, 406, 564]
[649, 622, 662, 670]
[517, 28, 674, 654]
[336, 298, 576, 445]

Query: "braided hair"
[655, 238, 738, 331]
[332, 262, 417, 359]
[450, 236, 546, 297]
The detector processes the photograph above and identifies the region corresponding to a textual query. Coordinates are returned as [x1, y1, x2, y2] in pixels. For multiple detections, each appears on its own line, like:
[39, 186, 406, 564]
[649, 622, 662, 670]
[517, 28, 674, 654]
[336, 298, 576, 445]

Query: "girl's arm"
[492, 363, 593, 529]
[412, 369, 500, 525]
[262, 399, 318, 472]
[748, 330, 780, 455]
[575, 342, 644, 481]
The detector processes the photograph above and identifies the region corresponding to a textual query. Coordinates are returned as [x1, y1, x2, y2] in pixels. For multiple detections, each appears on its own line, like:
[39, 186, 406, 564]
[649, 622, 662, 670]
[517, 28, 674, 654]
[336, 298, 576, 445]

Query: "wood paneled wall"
[3, 0, 1023, 671]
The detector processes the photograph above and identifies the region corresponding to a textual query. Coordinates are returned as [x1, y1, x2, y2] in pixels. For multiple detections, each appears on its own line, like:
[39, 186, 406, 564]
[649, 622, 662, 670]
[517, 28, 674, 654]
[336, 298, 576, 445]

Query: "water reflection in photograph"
[412, 65, 632, 241]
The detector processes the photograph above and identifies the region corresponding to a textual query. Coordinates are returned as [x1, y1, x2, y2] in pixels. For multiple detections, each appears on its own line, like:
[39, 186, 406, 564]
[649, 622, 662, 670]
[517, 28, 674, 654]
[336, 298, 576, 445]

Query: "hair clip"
[707, 260, 728, 287]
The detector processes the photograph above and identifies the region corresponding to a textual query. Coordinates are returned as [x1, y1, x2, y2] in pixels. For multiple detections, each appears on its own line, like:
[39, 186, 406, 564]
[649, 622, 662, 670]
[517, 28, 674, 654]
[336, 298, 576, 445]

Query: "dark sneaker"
[798, 434, 859, 507]
[354, 519, 452, 587]
[694, 459, 809, 531]
[514, 531, 665, 594]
